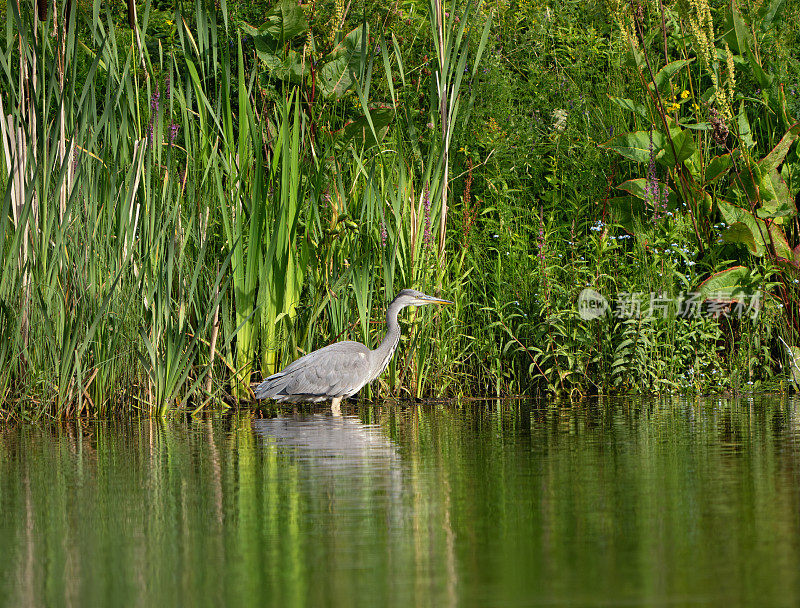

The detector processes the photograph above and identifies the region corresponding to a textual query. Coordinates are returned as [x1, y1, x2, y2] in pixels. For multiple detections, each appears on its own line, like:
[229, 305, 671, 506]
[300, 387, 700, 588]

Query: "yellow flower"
[681, 90, 690, 99]
[692, 103, 701, 112]
[669, 102, 680, 112]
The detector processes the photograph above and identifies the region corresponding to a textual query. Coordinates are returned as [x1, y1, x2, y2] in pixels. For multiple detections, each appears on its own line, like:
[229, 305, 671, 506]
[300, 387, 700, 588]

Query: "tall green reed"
[0, 0, 499, 416]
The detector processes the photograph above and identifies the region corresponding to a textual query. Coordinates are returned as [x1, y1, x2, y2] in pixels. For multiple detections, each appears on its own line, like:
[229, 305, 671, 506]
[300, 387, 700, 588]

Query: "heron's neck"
[370, 299, 405, 379]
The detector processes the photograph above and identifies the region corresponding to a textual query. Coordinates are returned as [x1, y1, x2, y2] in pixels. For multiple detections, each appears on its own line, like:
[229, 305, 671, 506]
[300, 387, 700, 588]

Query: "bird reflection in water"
[252, 413, 400, 469]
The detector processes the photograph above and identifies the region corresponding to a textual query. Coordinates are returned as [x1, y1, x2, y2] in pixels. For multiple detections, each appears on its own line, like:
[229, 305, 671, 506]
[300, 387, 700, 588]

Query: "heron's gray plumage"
[254, 289, 451, 406]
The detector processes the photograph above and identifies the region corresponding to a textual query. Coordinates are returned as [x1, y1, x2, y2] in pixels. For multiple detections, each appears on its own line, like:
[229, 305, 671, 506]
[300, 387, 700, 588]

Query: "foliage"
[0, 0, 799, 418]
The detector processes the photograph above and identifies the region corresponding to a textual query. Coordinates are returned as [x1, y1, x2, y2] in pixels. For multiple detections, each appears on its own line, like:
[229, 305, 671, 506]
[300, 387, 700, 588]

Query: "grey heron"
[253, 289, 452, 414]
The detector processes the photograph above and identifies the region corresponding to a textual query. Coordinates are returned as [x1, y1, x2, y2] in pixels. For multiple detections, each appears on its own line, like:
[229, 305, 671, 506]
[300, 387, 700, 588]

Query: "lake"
[1, 398, 800, 607]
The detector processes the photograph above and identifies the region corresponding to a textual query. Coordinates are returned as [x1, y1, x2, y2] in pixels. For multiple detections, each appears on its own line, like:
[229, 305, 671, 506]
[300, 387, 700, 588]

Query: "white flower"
[552, 109, 568, 132]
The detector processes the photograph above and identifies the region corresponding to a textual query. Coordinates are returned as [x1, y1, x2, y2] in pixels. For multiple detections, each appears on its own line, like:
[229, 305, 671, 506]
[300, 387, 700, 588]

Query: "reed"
[2, 0, 792, 417]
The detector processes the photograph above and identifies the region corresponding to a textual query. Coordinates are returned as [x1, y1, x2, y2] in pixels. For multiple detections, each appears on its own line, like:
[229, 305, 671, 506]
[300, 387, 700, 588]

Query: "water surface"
[1, 398, 800, 607]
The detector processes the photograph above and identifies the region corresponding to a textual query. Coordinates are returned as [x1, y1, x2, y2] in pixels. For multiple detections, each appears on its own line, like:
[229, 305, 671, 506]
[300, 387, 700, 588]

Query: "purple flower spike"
[423, 182, 432, 248]
[646, 126, 667, 222]
[151, 84, 160, 114]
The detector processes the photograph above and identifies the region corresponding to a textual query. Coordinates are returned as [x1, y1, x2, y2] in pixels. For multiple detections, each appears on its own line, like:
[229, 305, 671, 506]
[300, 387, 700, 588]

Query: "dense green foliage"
[0, 0, 798, 417]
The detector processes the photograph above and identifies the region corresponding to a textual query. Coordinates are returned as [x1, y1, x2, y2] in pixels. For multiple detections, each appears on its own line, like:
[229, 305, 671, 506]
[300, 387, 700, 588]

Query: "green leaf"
[256, 48, 307, 83]
[737, 102, 755, 148]
[607, 95, 649, 120]
[724, 5, 750, 55]
[705, 154, 732, 183]
[759, 122, 800, 173]
[719, 200, 793, 258]
[678, 121, 711, 131]
[686, 184, 714, 214]
[616, 178, 676, 207]
[759, 0, 788, 28]
[744, 41, 772, 90]
[755, 169, 795, 220]
[339, 109, 394, 149]
[649, 59, 694, 93]
[608, 195, 639, 229]
[722, 222, 757, 253]
[729, 161, 796, 222]
[660, 127, 696, 167]
[319, 26, 366, 99]
[684, 150, 703, 181]
[262, 0, 308, 42]
[697, 266, 756, 300]
[601, 130, 665, 164]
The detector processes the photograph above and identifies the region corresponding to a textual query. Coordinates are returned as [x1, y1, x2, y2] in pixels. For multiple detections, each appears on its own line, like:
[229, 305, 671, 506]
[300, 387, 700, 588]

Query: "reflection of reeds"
[4, 401, 800, 604]
[778, 337, 800, 391]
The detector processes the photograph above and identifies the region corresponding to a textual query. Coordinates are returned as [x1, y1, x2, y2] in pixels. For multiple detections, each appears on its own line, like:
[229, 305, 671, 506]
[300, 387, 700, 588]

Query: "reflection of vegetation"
[2, 400, 800, 604]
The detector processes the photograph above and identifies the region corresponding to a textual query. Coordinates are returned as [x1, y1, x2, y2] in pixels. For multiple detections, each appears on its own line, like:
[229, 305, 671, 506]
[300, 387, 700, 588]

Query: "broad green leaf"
[608, 195, 639, 229]
[684, 150, 703, 181]
[649, 59, 694, 93]
[607, 95, 649, 120]
[744, 41, 772, 90]
[759, 122, 800, 173]
[256, 48, 307, 82]
[319, 26, 366, 99]
[719, 200, 793, 258]
[757, 167, 795, 219]
[697, 266, 756, 300]
[705, 154, 732, 183]
[724, 6, 750, 55]
[659, 127, 696, 167]
[339, 109, 394, 149]
[686, 184, 714, 214]
[601, 130, 666, 164]
[759, 0, 788, 30]
[722, 222, 757, 253]
[678, 121, 711, 131]
[262, 0, 308, 42]
[762, 218, 791, 259]
[729, 161, 795, 222]
[616, 178, 677, 207]
[737, 102, 755, 148]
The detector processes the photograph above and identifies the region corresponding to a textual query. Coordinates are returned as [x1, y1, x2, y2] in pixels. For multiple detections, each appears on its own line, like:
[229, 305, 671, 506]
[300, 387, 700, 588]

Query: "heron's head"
[393, 289, 453, 308]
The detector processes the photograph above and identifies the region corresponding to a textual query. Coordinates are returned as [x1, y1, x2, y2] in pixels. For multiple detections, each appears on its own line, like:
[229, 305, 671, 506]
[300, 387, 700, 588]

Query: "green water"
[2, 399, 800, 607]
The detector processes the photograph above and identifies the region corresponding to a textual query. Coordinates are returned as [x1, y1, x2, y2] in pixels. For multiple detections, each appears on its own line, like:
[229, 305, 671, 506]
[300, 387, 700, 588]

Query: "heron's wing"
[255, 341, 372, 401]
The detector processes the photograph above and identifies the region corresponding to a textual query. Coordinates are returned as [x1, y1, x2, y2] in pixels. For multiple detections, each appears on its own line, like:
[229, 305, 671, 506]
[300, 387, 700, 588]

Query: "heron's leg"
[331, 397, 342, 417]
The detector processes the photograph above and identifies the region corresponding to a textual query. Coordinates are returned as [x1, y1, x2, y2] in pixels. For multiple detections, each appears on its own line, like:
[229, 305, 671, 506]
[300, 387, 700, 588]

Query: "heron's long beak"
[421, 295, 453, 305]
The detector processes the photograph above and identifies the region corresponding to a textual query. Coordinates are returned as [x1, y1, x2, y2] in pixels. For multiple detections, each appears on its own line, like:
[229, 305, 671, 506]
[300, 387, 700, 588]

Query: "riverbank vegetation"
[0, 0, 798, 418]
